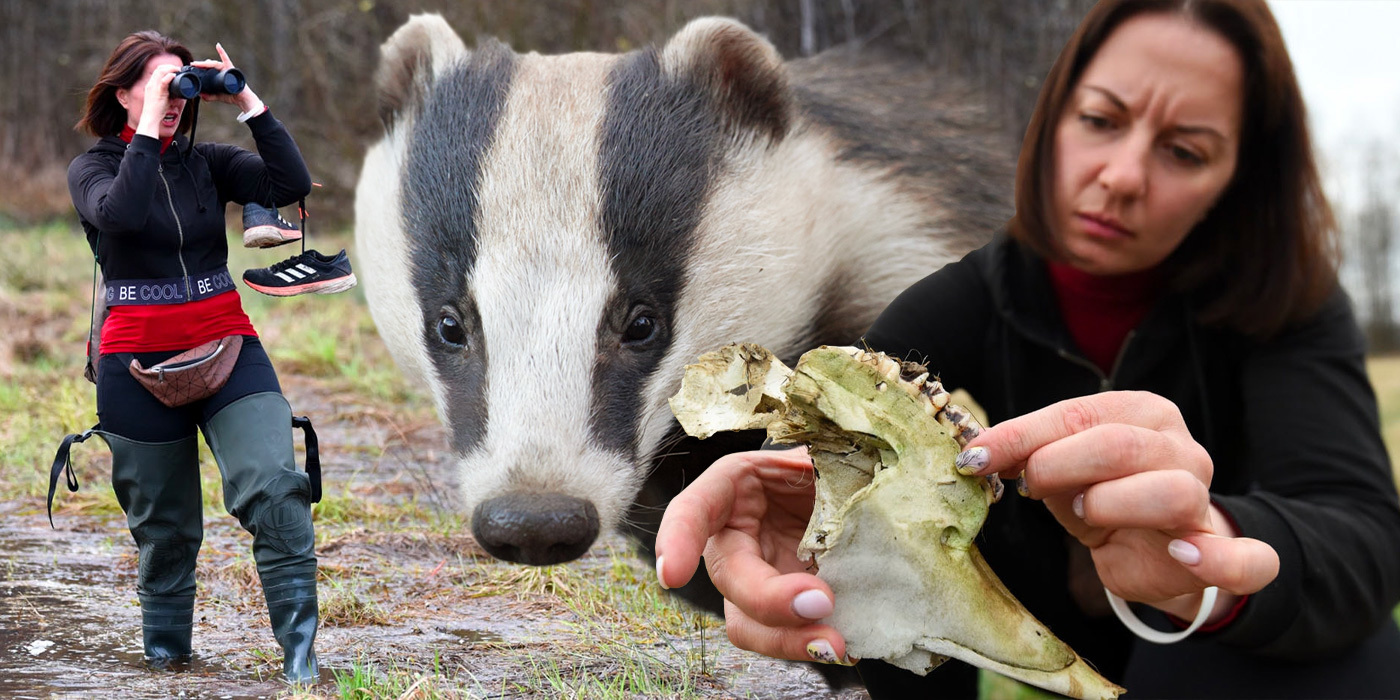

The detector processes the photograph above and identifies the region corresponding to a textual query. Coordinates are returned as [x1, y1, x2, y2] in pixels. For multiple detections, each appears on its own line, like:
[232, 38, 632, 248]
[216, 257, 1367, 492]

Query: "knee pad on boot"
[136, 530, 200, 597]
[245, 471, 316, 570]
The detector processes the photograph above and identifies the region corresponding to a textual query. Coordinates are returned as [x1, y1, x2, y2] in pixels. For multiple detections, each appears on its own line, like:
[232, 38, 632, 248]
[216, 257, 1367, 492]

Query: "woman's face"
[1052, 13, 1243, 276]
[115, 53, 186, 139]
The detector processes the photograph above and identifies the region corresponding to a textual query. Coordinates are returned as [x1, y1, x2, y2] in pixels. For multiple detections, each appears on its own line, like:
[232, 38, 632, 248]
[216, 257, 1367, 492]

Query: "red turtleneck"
[1046, 261, 1161, 375]
[119, 124, 173, 153]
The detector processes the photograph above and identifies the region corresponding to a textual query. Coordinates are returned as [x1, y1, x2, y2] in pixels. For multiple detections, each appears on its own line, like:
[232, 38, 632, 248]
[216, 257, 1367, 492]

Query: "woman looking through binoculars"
[64, 31, 322, 684]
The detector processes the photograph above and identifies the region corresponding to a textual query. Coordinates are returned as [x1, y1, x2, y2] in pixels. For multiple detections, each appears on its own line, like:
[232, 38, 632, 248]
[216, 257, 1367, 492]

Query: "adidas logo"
[274, 263, 322, 283]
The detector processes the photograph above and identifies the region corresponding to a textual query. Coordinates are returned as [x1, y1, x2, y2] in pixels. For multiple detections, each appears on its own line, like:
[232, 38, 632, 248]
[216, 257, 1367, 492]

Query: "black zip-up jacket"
[863, 234, 1400, 697]
[67, 110, 312, 283]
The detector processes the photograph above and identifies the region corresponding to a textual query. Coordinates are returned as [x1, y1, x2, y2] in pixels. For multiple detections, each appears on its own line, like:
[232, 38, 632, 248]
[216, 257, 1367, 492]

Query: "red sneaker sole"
[244, 274, 358, 297]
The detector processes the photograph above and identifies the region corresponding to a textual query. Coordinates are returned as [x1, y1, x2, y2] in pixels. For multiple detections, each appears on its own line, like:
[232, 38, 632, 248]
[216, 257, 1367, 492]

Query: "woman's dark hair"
[76, 30, 194, 138]
[1010, 0, 1337, 339]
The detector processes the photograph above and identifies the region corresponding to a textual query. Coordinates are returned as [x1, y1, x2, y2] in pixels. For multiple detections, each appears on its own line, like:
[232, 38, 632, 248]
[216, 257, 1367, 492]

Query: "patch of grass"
[246, 645, 284, 683]
[0, 224, 94, 293]
[511, 643, 712, 699]
[563, 546, 715, 640]
[201, 554, 262, 611]
[320, 570, 393, 627]
[331, 653, 472, 699]
[460, 560, 586, 600]
[311, 489, 448, 535]
[312, 490, 392, 528]
[0, 373, 102, 504]
[442, 545, 723, 696]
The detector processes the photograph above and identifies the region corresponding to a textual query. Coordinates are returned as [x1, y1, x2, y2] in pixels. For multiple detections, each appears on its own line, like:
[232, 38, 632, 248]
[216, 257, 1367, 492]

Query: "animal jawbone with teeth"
[669, 343, 1124, 700]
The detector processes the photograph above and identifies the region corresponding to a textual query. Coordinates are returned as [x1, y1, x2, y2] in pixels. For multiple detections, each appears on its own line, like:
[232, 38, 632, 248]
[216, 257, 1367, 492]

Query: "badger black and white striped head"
[355, 14, 958, 564]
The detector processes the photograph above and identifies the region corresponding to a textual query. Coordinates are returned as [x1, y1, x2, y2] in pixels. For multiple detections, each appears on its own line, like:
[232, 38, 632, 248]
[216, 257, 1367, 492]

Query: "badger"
[353, 13, 1013, 593]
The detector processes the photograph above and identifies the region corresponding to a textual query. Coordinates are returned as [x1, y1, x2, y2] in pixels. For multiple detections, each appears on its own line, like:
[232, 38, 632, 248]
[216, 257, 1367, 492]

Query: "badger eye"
[622, 313, 657, 346]
[437, 315, 467, 348]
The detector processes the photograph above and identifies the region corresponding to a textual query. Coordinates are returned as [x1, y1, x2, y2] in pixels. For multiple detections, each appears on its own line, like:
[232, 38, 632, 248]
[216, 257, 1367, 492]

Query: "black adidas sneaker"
[242, 249, 357, 297]
[242, 202, 303, 248]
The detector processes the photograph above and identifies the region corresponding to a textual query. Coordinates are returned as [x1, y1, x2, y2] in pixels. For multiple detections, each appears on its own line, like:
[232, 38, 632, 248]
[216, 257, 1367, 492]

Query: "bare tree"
[1354, 144, 1400, 351]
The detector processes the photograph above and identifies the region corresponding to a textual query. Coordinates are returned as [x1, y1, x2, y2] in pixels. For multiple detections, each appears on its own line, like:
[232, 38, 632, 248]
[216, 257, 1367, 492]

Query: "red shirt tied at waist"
[99, 130, 258, 355]
[100, 290, 257, 354]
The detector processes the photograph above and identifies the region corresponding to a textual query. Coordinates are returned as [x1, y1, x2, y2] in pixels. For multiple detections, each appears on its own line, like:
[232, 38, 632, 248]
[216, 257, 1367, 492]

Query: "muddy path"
[2, 374, 867, 699]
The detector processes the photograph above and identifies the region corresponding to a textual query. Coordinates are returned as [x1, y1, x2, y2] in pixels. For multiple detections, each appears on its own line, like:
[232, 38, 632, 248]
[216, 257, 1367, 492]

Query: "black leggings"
[96, 335, 281, 441]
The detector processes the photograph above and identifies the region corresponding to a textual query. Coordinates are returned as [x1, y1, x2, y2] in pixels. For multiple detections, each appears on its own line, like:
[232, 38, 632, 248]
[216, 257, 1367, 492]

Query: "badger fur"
[354, 14, 1012, 585]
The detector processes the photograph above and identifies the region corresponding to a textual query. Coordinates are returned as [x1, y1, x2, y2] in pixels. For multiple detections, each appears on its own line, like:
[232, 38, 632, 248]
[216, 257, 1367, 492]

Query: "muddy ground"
[1, 374, 869, 699]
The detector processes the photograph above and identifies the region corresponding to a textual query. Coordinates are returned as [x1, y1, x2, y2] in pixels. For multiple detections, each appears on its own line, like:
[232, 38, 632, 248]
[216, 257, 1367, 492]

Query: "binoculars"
[168, 66, 245, 99]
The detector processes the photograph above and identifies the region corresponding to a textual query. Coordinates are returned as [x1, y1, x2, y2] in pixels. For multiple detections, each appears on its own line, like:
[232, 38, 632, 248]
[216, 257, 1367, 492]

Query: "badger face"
[356, 15, 801, 564]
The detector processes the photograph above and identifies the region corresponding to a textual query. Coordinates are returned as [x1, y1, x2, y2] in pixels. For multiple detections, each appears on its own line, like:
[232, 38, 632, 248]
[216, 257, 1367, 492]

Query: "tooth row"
[849, 347, 1003, 504]
[848, 348, 982, 443]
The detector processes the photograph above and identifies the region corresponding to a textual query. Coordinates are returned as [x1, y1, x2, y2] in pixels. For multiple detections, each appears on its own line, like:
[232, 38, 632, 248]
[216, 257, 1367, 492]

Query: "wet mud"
[1, 376, 867, 699]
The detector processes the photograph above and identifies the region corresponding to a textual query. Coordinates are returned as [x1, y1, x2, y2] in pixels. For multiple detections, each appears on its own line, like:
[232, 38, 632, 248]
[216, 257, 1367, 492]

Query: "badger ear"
[660, 17, 791, 141]
[376, 13, 468, 129]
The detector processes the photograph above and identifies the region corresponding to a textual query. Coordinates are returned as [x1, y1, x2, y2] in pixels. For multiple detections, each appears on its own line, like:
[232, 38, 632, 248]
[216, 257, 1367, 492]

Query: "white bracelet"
[1104, 586, 1218, 644]
[236, 99, 267, 123]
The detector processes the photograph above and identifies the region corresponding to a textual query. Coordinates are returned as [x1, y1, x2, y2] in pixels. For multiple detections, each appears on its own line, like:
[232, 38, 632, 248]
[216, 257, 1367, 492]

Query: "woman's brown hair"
[75, 31, 194, 138]
[1010, 0, 1338, 339]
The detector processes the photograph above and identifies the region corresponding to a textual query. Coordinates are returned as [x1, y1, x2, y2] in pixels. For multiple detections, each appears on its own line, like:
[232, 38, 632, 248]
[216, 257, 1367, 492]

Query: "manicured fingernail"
[955, 446, 990, 475]
[1168, 539, 1201, 566]
[1072, 492, 1085, 519]
[792, 589, 834, 620]
[656, 555, 669, 590]
[806, 639, 853, 665]
[1016, 474, 1030, 498]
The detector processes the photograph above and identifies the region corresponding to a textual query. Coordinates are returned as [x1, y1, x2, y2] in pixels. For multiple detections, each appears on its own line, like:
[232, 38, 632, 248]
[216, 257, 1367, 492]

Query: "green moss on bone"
[670, 344, 1124, 700]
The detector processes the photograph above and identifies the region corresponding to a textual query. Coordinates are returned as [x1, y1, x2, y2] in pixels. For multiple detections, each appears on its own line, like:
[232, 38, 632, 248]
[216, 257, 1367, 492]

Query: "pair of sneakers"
[241, 203, 358, 297]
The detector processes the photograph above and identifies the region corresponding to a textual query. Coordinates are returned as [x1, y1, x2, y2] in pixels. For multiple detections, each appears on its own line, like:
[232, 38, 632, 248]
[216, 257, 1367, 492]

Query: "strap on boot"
[291, 415, 321, 503]
[48, 425, 99, 528]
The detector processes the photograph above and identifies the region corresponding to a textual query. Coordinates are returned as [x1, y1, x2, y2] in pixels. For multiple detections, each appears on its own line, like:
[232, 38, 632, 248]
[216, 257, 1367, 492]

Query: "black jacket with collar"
[67, 110, 311, 283]
[862, 234, 1400, 696]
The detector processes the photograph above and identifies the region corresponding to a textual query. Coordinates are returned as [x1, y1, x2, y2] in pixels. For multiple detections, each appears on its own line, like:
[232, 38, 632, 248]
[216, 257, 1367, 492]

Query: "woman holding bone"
[656, 0, 1400, 696]
[62, 31, 320, 683]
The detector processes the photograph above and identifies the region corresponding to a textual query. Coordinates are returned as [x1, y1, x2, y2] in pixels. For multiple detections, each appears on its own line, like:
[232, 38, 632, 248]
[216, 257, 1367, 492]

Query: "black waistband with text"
[104, 266, 236, 306]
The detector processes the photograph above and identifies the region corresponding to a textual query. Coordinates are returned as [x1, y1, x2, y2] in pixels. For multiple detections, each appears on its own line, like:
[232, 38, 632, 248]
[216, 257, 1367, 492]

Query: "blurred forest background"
[2, 0, 1398, 348]
[0, 0, 1090, 223]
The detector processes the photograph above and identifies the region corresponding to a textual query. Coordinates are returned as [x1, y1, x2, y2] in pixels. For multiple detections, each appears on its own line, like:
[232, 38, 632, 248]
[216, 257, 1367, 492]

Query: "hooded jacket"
[862, 234, 1400, 696]
[67, 110, 311, 352]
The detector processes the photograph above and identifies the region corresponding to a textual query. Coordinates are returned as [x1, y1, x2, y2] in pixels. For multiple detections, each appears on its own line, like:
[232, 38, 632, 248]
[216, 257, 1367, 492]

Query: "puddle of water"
[0, 526, 285, 699]
[438, 626, 504, 645]
[0, 580, 226, 692]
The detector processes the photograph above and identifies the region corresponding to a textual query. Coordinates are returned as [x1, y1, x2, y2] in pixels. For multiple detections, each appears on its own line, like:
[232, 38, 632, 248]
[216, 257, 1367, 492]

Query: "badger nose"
[471, 493, 600, 565]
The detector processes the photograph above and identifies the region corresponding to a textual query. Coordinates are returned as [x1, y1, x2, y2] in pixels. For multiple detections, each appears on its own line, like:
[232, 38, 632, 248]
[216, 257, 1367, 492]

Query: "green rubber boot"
[105, 432, 202, 665]
[138, 593, 195, 665]
[262, 568, 320, 683]
[203, 392, 319, 683]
